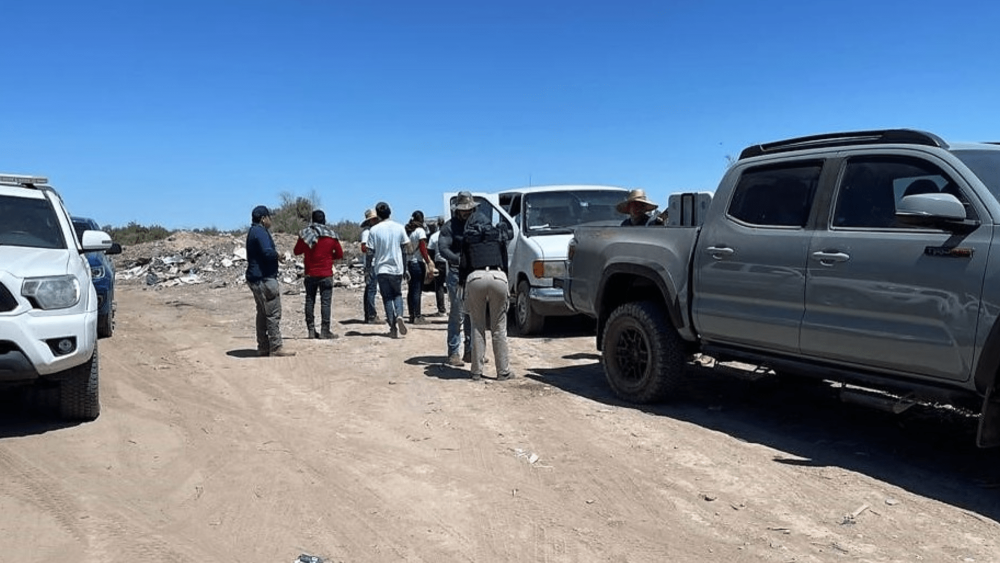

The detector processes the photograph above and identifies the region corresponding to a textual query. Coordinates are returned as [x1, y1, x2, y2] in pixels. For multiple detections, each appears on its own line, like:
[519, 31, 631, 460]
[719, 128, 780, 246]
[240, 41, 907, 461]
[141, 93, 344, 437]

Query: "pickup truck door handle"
[811, 251, 850, 265]
[705, 246, 735, 259]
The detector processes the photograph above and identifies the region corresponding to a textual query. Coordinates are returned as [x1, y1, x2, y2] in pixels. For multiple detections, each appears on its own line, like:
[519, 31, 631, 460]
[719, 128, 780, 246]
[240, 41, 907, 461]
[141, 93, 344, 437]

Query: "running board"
[839, 388, 916, 414]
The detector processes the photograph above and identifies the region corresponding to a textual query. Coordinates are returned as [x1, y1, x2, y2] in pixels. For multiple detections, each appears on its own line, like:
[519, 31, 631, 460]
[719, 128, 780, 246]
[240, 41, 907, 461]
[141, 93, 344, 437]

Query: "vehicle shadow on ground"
[527, 358, 1000, 523]
[508, 314, 597, 338]
[0, 388, 78, 438]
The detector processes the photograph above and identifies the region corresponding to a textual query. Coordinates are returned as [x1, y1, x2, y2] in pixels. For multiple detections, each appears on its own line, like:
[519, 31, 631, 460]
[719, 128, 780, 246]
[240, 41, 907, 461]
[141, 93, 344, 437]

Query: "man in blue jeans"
[245, 205, 295, 357]
[438, 192, 477, 365]
[366, 202, 411, 338]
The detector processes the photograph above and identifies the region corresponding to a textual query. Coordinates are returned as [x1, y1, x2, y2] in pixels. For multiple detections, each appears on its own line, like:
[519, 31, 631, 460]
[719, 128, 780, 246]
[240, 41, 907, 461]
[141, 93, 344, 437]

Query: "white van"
[444, 185, 629, 334]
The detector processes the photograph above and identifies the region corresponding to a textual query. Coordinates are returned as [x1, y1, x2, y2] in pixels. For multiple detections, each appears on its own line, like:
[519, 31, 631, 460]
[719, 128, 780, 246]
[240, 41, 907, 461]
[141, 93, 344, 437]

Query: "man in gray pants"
[246, 205, 295, 357]
[459, 209, 512, 381]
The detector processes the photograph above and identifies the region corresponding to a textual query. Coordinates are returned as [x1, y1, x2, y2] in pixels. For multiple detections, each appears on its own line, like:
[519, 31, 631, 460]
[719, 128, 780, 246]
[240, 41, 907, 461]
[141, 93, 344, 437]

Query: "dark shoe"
[365, 317, 379, 325]
[497, 372, 514, 381]
[257, 349, 270, 357]
[413, 316, 429, 325]
[270, 347, 296, 357]
[319, 331, 339, 340]
[463, 350, 487, 364]
[446, 354, 464, 367]
[471, 373, 482, 381]
[307, 328, 318, 339]
[395, 317, 407, 336]
[389, 329, 399, 339]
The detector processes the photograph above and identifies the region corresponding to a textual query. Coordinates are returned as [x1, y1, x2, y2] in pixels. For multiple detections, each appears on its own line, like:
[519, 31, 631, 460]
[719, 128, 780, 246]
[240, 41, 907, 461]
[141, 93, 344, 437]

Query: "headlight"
[22, 275, 81, 309]
[90, 266, 106, 279]
[532, 260, 566, 279]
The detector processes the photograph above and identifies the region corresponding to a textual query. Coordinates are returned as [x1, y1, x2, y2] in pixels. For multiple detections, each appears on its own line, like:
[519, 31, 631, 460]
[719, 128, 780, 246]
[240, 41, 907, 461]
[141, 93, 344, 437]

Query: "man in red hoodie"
[293, 209, 344, 339]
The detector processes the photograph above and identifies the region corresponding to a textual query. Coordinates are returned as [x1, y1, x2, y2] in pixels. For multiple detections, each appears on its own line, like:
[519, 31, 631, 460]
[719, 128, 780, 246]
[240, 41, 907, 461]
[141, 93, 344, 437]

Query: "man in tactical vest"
[459, 207, 513, 381]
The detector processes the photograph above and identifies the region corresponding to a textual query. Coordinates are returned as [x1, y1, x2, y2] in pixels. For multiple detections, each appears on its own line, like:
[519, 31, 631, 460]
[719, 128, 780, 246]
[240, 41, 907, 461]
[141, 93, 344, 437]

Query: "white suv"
[0, 174, 112, 420]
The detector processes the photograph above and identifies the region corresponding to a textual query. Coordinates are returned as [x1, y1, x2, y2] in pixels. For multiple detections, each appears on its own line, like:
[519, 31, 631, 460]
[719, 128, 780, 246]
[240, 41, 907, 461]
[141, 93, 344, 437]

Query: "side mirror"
[106, 242, 123, 255]
[896, 193, 976, 232]
[80, 229, 113, 252]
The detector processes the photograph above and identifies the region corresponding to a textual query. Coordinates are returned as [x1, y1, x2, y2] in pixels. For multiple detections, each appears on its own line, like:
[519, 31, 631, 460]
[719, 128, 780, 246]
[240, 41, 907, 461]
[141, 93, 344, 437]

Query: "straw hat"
[615, 189, 658, 214]
[361, 208, 377, 226]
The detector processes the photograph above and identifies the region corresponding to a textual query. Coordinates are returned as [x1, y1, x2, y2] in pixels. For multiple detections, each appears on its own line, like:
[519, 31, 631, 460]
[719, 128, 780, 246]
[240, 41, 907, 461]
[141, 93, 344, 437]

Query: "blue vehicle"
[72, 216, 122, 338]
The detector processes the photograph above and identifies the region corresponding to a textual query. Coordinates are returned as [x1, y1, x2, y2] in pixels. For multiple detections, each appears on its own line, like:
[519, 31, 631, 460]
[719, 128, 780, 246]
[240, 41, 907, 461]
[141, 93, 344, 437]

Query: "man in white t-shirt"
[367, 202, 411, 338]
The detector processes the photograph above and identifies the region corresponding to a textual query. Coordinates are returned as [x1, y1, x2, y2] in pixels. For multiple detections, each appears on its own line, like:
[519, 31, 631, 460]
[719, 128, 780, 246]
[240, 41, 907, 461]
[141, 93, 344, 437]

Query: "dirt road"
[1, 282, 998, 562]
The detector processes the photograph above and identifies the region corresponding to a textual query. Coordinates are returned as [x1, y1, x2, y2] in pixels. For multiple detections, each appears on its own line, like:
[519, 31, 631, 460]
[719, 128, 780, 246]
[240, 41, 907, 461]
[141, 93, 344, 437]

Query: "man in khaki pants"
[459, 209, 512, 381]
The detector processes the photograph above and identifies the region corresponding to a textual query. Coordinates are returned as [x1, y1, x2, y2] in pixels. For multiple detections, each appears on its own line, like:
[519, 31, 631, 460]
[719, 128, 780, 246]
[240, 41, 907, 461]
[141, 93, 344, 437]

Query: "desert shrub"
[105, 222, 172, 246]
[333, 220, 362, 243]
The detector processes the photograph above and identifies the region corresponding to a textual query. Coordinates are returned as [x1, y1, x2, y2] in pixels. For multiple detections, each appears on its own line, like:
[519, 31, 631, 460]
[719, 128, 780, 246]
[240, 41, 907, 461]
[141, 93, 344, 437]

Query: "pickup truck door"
[800, 155, 990, 382]
[692, 162, 822, 354]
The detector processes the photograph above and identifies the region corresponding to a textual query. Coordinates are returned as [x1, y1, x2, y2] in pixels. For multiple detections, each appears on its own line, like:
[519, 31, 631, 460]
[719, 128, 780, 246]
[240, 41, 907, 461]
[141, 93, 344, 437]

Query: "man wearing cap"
[437, 191, 477, 366]
[294, 209, 344, 339]
[246, 205, 294, 357]
[359, 208, 380, 324]
[367, 202, 411, 338]
[616, 189, 664, 226]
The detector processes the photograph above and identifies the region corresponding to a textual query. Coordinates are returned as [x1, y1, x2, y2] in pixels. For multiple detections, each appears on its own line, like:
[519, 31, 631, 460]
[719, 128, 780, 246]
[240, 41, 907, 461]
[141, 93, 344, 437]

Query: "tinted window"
[727, 163, 821, 227]
[72, 218, 98, 244]
[953, 149, 1000, 202]
[833, 156, 971, 228]
[0, 195, 66, 249]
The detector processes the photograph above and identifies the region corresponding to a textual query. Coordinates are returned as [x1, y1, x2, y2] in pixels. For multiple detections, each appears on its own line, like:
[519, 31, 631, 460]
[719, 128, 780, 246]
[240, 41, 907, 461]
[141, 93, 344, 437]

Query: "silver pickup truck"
[562, 129, 1000, 447]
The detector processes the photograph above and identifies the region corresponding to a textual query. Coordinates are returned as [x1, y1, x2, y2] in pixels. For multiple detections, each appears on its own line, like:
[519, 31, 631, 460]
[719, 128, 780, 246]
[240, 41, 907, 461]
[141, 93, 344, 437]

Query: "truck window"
[727, 163, 820, 227]
[833, 156, 972, 228]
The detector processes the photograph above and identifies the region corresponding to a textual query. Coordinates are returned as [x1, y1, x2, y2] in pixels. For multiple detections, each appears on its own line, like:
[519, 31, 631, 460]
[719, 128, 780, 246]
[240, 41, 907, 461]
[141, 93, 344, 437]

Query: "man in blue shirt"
[246, 205, 295, 357]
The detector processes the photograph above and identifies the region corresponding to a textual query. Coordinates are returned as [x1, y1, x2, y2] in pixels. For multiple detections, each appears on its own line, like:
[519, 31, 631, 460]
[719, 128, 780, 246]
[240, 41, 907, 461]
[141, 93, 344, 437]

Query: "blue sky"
[2, 0, 997, 232]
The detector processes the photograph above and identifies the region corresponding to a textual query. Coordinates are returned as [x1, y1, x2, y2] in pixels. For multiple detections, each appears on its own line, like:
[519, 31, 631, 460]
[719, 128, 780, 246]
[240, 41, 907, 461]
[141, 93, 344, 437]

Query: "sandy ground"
[1, 279, 1000, 563]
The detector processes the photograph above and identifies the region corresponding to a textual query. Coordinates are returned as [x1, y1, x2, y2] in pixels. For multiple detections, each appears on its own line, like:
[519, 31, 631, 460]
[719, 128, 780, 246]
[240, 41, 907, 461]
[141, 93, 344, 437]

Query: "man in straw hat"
[616, 188, 664, 226]
[359, 208, 380, 323]
[438, 191, 478, 366]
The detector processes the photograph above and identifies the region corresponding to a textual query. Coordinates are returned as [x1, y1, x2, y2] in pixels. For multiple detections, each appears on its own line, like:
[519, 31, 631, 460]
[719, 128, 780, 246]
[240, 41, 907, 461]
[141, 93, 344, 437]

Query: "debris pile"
[113, 231, 367, 289]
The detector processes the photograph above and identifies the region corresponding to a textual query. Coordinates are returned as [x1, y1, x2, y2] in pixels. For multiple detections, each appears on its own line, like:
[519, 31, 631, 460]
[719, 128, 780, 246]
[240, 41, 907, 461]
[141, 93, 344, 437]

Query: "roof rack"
[738, 129, 948, 160]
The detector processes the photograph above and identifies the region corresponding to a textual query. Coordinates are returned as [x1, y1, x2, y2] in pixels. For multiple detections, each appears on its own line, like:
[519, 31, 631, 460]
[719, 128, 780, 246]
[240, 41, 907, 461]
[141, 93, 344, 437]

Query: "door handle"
[811, 251, 850, 265]
[705, 246, 735, 259]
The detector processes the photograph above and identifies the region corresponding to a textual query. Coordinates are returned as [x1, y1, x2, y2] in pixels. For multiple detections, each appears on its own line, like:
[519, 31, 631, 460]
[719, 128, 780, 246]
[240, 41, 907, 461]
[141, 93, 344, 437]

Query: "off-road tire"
[602, 301, 685, 403]
[98, 311, 113, 338]
[514, 280, 544, 335]
[59, 344, 100, 420]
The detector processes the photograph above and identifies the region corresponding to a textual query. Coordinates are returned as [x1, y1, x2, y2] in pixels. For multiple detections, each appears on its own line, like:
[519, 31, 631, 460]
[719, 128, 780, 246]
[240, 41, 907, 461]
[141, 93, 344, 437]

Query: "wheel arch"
[595, 263, 686, 351]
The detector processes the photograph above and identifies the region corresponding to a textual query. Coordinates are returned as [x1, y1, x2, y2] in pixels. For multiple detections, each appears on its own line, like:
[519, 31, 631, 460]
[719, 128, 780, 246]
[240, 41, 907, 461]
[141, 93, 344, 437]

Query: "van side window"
[833, 157, 972, 228]
[727, 163, 821, 227]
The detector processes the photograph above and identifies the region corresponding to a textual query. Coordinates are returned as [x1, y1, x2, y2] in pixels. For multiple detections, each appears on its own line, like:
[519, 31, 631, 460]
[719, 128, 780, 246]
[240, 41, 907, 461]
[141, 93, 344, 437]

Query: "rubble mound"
[115, 231, 365, 289]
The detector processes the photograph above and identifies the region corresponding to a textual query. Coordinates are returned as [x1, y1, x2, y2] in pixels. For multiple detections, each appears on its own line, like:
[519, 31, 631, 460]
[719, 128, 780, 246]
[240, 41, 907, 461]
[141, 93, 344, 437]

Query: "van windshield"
[523, 190, 626, 232]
